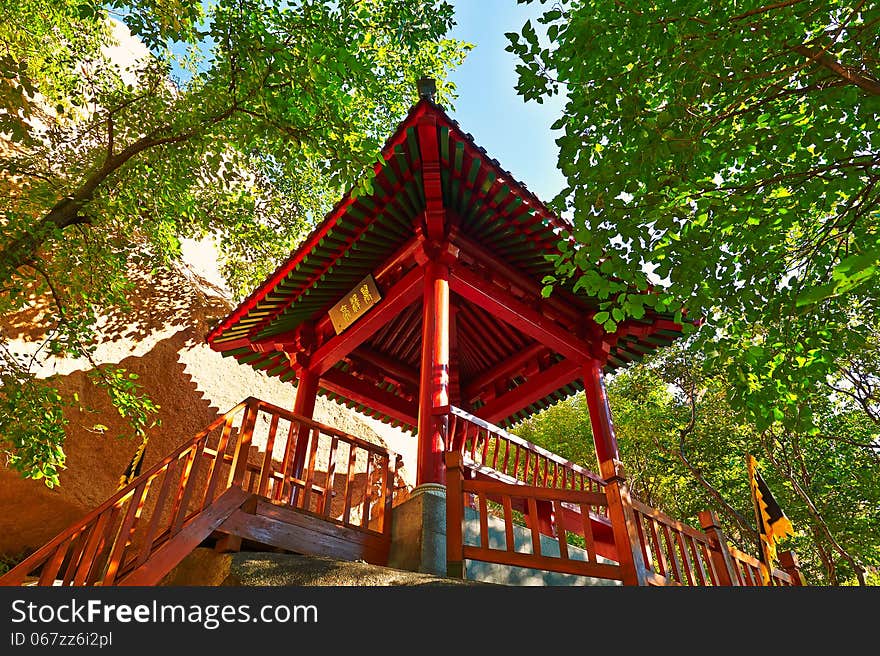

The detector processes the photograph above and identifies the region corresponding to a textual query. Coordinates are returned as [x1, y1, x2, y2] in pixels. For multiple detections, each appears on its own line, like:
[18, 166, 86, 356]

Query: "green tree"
[507, 0, 880, 435]
[0, 0, 469, 485]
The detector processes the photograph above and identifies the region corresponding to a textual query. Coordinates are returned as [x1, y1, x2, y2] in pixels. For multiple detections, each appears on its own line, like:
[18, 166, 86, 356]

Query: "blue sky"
[446, 1, 566, 204]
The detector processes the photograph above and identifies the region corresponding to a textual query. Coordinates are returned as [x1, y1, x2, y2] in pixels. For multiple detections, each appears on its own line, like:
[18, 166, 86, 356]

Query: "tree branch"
[794, 44, 880, 96]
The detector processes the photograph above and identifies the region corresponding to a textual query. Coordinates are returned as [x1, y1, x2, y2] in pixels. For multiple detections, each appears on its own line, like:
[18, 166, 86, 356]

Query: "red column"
[582, 358, 620, 480]
[417, 261, 450, 485]
[293, 367, 319, 419]
[291, 367, 319, 483]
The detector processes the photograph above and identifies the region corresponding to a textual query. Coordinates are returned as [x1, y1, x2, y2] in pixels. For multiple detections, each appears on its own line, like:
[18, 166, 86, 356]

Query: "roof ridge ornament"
[416, 77, 437, 103]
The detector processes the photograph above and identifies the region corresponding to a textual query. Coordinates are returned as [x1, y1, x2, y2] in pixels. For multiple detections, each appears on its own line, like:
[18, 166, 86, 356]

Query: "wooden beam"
[449, 265, 595, 364]
[417, 113, 446, 241]
[349, 346, 420, 388]
[315, 235, 425, 339]
[320, 369, 418, 427]
[474, 359, 581, 424]
[462, 342, 548, 403]
[310, 266, 423, 375]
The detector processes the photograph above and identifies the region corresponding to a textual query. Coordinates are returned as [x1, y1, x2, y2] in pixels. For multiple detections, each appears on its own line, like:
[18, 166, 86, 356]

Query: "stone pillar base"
[387, 483, 446, 576]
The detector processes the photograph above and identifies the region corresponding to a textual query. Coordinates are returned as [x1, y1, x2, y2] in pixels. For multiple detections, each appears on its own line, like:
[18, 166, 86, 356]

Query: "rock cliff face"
[0, 258, 415, 558]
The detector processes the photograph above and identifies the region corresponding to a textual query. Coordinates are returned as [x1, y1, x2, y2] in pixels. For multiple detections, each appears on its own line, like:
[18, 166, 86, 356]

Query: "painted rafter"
[462, 342, 549, 404]
[320, 369, 418, 427]
[417, 113, 445, 241]
[474, 358, 582, 425]
[449, 265, 597, 365]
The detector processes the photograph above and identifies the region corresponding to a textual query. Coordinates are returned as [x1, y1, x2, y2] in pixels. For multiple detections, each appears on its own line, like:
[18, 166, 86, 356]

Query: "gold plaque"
[328, 274, 383, 334]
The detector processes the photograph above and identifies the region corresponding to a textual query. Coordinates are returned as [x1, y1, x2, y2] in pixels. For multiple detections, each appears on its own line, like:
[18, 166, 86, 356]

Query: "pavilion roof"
[206, 99, 685, 432]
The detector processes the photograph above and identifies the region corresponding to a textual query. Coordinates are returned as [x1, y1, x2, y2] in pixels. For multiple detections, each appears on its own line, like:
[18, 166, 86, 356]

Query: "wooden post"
[417, 260, 450, 485]
[603, 465, 648, 586]
[778, 550, 806, 586]
[445, 451, 465, 579]
[227, 399, 258, 489]
[290, 368, 320, 504]
[582, 359, 620, 481]
[525, 501, 555, 538]
[698, 510, 740, 586]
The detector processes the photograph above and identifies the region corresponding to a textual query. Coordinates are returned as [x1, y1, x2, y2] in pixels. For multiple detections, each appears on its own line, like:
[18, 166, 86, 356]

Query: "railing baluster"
[300, 428, 321, 513]
[361, 454, 373, 529]
[102, 479, 150, 586]
[674, 531, 695, 585]
[278, 419, 299, 503]
[61, 530, 88, 586]
[478, 492, 489, 549]
[579, 502, 597, 563]
[72, 511, 112, 586]
[648, 518, 666, 577]
[323, 437, 339, 517]
[133, 464, 177, 569]
[661, 524, 682, 583]
[37, 537, 73, 586]
[527, 497, 541, 557]
[203, 417, 233, 509]
[257, 414, 280, 498]
[342, 444, 358, 526]
[171, 439, 206, 536]
[502, 495, 515, 552]
[554, 501, 569, 561]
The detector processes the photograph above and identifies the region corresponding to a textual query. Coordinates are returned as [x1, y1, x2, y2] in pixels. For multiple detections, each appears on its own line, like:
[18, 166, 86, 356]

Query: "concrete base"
[387, 483, 448, 576]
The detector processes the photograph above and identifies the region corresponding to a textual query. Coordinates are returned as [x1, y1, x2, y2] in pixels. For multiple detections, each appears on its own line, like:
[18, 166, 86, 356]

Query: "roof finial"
[416, 77, 437, 103]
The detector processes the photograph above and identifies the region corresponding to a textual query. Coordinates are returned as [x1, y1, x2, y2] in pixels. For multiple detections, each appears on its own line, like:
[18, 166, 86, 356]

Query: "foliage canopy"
[508, 0, 880, 434]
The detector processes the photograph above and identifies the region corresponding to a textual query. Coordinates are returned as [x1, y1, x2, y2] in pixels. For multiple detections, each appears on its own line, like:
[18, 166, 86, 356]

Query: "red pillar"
[290, 367, 319, 483]
[583, 358, 621, 480]
[417, 261, 450, 485]
[293, 367, 319, 419]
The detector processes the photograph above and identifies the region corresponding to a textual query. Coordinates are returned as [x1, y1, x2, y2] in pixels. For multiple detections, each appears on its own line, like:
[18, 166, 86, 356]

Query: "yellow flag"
[747, 454, 794, 584]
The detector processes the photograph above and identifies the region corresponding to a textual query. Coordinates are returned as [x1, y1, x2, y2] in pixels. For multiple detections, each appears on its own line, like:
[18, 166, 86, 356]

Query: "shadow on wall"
[0, 263, 398, 557]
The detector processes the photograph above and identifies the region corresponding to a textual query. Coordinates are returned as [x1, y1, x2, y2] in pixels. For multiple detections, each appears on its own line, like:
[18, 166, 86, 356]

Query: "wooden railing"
[446, 452, 622, 582]
[446, 444, 803, 586]
[631, 499, 726, 586]
[728, 546, 794, 586]
[630, 502, 796, 586]
[0, 397, 401, 586]
[450, 406, 605, 493]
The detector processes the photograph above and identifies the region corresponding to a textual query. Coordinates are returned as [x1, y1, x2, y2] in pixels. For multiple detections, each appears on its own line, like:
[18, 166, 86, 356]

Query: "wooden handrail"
[449, 405, 605, 490]
[251, 398, 394, 457]
[0, 400, 253, 585]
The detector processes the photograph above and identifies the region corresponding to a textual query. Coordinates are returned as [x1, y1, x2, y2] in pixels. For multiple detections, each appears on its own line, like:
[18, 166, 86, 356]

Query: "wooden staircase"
[0, 398, 402, 587]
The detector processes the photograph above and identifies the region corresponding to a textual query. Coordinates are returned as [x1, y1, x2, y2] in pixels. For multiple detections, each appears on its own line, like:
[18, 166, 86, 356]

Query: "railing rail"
[1, 397, 401, 586]
[449, 405, 604, 493]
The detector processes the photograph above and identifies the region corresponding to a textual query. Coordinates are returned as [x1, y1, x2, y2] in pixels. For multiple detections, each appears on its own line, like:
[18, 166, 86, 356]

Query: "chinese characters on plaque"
[327, 274, 383, 334]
